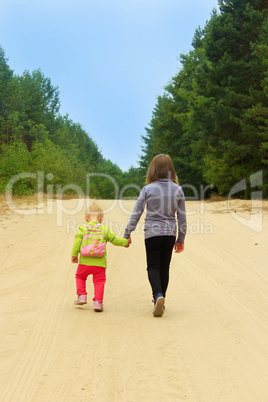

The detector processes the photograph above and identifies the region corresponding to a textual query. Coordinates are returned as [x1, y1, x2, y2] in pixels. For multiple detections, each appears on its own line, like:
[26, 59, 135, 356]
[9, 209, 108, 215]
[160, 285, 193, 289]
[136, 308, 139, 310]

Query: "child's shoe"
[153, 293, 165, 317]
[94, 301, 104, 312]
[74, 295, 87, 305]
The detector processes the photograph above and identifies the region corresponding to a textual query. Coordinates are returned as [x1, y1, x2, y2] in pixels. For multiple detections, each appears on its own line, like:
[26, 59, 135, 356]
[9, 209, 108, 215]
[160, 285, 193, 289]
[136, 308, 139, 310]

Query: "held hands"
[174, 243, 184, 253]
[124, 237, 132, 248]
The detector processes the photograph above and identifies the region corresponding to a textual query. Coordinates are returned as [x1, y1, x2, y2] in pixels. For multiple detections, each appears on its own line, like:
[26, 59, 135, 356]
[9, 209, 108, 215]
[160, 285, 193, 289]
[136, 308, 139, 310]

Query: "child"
[124, 154, 187, 317]
[71, 203, 131, 312]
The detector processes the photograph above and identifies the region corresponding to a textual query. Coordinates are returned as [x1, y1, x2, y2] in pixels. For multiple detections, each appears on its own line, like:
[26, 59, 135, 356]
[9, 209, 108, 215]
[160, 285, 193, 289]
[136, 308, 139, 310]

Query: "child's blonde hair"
[85, 203, 103, 222]
[146, 154, 178, 184]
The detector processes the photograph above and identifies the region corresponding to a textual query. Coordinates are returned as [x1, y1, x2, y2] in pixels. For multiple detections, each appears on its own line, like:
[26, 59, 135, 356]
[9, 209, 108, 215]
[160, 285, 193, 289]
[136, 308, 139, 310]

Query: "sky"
[0, 0, 219, 171]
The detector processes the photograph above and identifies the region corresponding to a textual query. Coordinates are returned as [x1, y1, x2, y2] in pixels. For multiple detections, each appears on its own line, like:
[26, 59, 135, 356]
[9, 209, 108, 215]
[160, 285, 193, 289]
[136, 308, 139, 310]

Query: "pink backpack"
[80, 224, 106, 258]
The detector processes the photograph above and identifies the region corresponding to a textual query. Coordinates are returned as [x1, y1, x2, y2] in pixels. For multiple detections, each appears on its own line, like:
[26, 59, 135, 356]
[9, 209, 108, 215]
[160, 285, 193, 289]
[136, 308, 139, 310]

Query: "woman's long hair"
[146, 154, 179, 184]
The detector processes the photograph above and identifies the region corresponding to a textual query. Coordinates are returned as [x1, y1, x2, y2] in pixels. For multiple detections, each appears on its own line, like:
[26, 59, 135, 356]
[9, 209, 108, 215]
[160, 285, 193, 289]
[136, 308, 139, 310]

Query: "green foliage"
[0, 46, 144, 198]
[0, 141, 32, 195]
[141, 0, 268, 197]
[30, 139, 78, 187]
[120, 165, 145, 198]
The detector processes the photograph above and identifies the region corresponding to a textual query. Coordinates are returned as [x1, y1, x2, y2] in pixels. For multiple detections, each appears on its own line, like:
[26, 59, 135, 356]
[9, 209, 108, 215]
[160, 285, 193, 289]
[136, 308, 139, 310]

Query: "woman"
[124, 154, 187, 316]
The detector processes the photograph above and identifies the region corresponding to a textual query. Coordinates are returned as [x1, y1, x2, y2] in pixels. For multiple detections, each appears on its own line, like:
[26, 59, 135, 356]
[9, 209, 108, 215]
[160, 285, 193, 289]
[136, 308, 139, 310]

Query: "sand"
[1, 197, 268, 402]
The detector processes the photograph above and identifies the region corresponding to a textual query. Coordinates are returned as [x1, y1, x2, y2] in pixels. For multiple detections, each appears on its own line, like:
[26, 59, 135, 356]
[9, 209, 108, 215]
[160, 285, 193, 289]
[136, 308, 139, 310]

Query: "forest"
[0, 52, 142, 198]
[0, 0, 267, 199]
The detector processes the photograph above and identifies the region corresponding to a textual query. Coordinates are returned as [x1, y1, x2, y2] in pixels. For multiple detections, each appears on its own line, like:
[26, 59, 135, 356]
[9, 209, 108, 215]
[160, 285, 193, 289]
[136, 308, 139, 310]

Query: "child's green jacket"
[71, 221, 128, 268]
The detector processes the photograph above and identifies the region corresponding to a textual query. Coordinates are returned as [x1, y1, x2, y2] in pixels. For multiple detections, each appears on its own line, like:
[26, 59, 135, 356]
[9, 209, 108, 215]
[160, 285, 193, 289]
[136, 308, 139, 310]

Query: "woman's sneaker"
[153, 293, 165, 317]
[94, 301, 104, 312]
[74, 295, 87, 305]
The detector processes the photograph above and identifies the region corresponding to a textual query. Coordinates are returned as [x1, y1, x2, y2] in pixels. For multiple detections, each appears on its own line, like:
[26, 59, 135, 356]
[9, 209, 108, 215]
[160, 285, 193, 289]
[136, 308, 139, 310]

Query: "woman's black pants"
[145, 235, 176, 300]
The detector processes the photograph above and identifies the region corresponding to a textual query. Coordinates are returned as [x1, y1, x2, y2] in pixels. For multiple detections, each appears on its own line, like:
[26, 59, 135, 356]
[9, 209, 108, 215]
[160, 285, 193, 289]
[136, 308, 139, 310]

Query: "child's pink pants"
[75, 264, 106, 303]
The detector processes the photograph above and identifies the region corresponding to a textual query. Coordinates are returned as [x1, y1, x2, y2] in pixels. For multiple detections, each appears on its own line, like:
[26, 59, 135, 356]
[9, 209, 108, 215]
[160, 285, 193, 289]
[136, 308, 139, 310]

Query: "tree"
[1, 48, 131, 198]
[0, 47, 14, 119]
[140, 1, 268, 197]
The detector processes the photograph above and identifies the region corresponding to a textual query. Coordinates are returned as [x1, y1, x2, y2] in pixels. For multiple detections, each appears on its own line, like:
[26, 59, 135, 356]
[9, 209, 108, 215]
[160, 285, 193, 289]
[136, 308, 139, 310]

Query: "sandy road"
[1, 198, 268, 401]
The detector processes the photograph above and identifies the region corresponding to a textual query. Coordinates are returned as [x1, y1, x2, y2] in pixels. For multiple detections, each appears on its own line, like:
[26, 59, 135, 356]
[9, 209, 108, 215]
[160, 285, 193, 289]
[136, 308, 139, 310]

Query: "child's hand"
[125, 237, 132, 248]
[71, 256, 78, 263]
[174, 243, 184, 253]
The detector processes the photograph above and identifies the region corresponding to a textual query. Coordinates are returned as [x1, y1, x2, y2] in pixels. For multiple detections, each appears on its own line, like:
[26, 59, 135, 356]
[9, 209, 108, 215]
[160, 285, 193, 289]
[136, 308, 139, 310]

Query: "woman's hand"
[174, 243, 184, 253]
[125, 237, 132, 248]
[71, 256, 78, 263]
